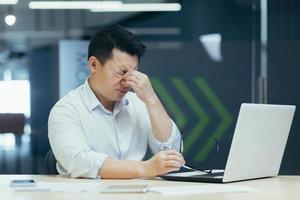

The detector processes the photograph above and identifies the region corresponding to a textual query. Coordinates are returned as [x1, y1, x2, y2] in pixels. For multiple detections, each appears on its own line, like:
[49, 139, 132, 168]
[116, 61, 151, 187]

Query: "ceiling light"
[5, 14, 16, 26]
[91, 3, 182, 12]
[28, 1, 122, 10]
[0, 0, 18, 4]
[28, 1, 181, 12]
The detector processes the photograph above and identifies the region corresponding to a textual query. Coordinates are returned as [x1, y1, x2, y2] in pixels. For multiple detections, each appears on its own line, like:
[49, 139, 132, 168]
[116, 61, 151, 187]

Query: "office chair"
[45, 149, 58, 174]
[0, 113, 25, 173]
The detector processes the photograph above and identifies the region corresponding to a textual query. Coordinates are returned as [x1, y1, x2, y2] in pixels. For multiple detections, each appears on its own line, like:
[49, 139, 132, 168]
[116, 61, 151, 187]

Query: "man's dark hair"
[88, 25, 146, 64]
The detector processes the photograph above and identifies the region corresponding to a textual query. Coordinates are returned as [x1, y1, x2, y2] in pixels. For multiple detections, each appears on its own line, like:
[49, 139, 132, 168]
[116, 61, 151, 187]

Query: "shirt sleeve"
[48, 102, 108, 179]
[148, 120, 182, 154]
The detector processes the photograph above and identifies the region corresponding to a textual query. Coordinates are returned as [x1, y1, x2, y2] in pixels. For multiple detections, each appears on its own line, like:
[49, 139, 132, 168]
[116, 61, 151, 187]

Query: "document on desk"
[14, 182, 101, 192]
[165, 171, 206, 177]
[150, 185, 258, 196]
[0, 191, 13, 199]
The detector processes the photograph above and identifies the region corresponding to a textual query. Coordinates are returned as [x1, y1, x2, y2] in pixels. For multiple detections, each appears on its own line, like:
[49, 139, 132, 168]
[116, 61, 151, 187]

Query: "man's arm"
[49, 103, 184, 179]
[48, 104, 109, 178]
[144, 95, 173, 142]
[124, 71, 173, 142]
[99, 150, 185, 178]
[100, 70, 185, 179]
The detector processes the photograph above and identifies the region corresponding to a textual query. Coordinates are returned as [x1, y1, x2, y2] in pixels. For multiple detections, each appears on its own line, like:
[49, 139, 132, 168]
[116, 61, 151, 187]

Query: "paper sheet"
[14, 182, 101, 192]
[164, 171, 207, 177]
[150, 185, 258, 195]
[0, 191, 13, 199]
[165, 169, 225, 177]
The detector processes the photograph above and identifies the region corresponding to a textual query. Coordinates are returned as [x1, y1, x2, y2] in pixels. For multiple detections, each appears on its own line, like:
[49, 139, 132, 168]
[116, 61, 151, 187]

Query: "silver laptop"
[161, 103, 296, 183]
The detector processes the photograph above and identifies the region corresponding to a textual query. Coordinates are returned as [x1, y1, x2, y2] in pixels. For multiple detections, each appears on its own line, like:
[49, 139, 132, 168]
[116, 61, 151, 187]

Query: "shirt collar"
[113, 98, 129, 116]
[82, 78, 129, 115]
[82, 78, 100, 111]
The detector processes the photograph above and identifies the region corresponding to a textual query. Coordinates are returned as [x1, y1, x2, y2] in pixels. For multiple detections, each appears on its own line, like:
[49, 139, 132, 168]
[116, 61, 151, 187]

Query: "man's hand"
[123, 70, 158, 104]
[98, 150, 185, 179]
[143, 150, 185, 177]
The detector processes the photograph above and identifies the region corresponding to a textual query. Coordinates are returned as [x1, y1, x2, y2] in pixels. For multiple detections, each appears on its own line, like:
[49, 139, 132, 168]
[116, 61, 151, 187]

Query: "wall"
[268, 0, 300, 174]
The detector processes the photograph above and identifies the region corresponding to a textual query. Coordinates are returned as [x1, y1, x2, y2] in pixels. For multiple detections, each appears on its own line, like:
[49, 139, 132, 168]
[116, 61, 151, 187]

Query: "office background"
[0, 0, 299, 175]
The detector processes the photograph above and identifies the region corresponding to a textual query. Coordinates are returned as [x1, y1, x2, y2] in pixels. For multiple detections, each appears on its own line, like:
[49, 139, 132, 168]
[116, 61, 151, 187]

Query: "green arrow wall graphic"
[171, 78, 210, 154]
[150, 77, 232, 161]
[194, 78, 232, 161]
[151, 78, 187, 130]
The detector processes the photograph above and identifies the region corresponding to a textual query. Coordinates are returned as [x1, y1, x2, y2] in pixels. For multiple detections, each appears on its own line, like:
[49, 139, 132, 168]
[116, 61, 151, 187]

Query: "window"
[0, 80, 30, 117]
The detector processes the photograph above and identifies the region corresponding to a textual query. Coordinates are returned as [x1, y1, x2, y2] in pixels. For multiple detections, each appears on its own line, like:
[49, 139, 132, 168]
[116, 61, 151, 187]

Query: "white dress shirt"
[48, 79, 181, 178]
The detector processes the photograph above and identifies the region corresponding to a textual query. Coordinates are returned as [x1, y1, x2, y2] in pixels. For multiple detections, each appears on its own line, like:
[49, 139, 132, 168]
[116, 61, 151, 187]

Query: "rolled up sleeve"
[148, 120, 182, 154]
[48, 104, 107, 179]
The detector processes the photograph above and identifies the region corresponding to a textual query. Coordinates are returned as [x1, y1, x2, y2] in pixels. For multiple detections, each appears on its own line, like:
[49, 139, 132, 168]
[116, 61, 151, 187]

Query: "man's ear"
[88, 56, 98, 73]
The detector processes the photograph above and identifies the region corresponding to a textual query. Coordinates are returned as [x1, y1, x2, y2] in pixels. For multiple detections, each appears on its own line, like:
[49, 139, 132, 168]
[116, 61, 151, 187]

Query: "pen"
[181, 164, 194, 170]
[181, 164, 209, 174]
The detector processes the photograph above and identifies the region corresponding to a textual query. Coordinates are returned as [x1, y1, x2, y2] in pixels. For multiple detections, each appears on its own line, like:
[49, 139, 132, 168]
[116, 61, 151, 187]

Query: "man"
[48, 25, 185, 179]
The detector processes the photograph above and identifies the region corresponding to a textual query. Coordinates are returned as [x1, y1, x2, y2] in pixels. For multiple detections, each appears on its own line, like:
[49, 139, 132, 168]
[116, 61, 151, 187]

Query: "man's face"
[90, 48, 138, 102]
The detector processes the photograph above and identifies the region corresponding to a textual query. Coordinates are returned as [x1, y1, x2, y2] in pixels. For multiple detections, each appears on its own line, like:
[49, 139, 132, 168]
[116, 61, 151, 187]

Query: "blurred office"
[0, 0, 299, 175]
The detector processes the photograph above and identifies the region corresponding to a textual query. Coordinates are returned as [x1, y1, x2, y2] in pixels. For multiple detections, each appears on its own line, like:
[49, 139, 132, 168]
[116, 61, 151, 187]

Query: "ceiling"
[0, 0, 170, 53]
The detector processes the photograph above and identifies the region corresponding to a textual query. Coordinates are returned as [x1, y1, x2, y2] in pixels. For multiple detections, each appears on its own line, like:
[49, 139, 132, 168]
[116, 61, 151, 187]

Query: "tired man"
[48, 25, 185, 179]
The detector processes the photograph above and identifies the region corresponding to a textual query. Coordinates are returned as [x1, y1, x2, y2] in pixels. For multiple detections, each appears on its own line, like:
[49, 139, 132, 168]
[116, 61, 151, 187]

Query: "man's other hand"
[123, 70, 158, 104]
[143, 150, 185, 177]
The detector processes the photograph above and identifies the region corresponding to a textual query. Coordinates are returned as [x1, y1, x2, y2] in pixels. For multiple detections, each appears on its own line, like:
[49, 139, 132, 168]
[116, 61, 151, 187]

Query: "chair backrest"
[0, 113, 25, 134]
[45, 149, 58, 174]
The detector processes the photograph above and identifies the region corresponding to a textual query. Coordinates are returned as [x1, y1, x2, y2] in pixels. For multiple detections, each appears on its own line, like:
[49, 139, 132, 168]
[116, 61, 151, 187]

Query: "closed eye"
[117, 69, 127, 75]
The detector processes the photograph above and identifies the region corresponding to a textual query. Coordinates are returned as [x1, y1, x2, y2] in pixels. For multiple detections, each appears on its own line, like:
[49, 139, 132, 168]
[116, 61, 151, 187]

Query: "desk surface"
[1, 175, 300, 200]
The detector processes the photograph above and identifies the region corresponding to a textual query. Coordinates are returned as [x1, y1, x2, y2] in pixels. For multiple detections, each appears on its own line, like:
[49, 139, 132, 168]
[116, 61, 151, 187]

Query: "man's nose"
[120, 79, 126, 85]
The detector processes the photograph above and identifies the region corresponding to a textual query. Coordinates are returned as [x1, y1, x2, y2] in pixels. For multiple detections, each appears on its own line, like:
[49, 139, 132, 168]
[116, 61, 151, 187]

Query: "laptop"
[160, 103, 296, 183]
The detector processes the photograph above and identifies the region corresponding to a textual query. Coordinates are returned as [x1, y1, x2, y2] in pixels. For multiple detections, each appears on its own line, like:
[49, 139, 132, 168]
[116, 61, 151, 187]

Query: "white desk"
[1, 175, 299, 200]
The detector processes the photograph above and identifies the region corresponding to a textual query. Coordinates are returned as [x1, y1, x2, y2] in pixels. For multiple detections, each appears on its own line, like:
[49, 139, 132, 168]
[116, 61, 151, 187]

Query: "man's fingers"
[125, 74, 139, 85]
[163, 160, 182, 168]
[164, 155, 185, 165]
[131, 70, 147, 78]
[164, 149, 184, 157]
[126, 71, 149, 84]
[125, 70, 141, 79]
[157, 167, 180, 176]
[159, 150, 185, 164]
[163, 167, 180, 175]
[125, 80, 139, 89]
[148, 150, 186, 176]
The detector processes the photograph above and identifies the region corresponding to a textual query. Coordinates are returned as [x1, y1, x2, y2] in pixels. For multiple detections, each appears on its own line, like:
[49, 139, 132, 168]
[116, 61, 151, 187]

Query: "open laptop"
[160, 103, 296, 183]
